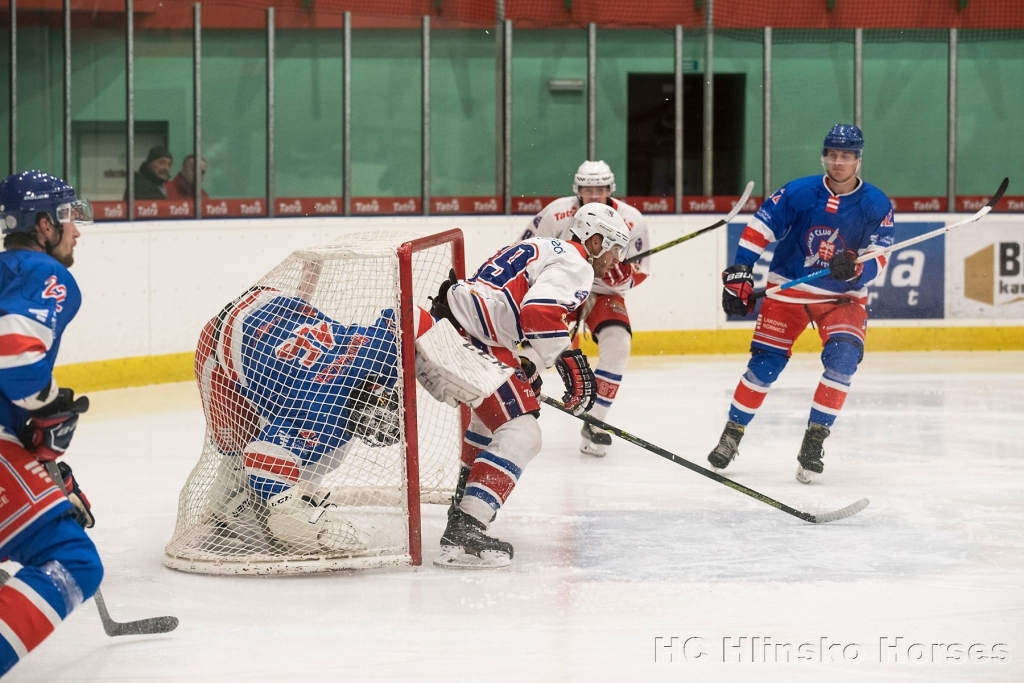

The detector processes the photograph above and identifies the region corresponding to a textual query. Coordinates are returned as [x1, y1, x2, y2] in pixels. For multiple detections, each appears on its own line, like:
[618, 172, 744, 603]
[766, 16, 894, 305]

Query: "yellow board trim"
[54, 326, 1024, 394]
[578, 326, 1024, 357]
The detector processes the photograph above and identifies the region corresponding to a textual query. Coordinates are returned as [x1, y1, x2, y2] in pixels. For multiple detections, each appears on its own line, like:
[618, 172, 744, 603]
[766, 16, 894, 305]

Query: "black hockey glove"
[721, 264, 755, 316]
[518, 356, 543, 395]
[555, 349, 596, 416]
[57, 461, 95, 529]
[21, 388, 90, 463]
[829, 249, 863, 281]
[428, 269, 462, 331]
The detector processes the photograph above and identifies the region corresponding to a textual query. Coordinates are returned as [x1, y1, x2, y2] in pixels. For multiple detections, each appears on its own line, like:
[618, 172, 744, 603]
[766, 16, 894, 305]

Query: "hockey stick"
[38, 461, 179, 637]
[753, 177, 1009, 301]
[623, 180, 755, 265]
[568, 296, 597, 342]
[540, 395, 869, 524]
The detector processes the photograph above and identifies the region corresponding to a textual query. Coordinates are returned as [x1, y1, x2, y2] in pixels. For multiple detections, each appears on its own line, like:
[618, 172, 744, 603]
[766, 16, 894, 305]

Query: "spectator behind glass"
[126, 145, 173, 200]
[164, 155, 209, 202]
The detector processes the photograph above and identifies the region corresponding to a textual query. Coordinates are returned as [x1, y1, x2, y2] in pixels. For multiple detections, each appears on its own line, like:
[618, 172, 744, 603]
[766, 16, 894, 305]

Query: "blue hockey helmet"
[822, 124, 864, 157]
[0, 171, 93, 236]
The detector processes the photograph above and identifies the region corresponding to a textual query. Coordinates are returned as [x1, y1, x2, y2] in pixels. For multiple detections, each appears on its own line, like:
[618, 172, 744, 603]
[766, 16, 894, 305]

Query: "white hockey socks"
[589, 325, 630, 422]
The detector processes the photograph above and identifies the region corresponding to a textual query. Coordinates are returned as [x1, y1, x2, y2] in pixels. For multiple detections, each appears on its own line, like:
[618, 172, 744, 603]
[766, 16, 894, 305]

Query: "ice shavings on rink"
[4, 351, 1023, 682]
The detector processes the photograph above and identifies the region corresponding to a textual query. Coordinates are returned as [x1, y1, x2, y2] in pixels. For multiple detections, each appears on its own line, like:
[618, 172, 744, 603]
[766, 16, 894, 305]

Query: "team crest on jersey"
[41, 275, 67, 313]
[881, 209, 894, 228]
[634, 237, 642, 251]
[770, 188, 786, 205]
[574, 290, 589, 303]
[805, 227, 846, 267]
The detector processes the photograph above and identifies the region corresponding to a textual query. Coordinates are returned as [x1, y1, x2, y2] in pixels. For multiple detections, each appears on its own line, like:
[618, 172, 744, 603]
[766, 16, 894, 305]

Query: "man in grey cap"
[126, 145, 173, 200]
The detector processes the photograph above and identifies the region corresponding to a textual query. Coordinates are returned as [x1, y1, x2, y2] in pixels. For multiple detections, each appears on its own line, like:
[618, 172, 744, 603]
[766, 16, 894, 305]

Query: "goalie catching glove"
[555, 349, 596, 416]
[20, 387, 90, 462]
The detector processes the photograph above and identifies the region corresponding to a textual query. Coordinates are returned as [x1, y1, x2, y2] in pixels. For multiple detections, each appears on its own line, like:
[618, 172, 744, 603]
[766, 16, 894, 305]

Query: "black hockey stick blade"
[94, 590, 179, 637]
[541, 395, 869, 524]
[624, 180, 755, 264]
[988, 177, 1009, 208]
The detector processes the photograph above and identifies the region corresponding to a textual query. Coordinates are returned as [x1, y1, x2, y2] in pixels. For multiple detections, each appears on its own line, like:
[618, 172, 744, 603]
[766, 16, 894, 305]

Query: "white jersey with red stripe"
[0, 250, 82, 444]
[447, 237, 593, 369]
[520, 195, 651, 296]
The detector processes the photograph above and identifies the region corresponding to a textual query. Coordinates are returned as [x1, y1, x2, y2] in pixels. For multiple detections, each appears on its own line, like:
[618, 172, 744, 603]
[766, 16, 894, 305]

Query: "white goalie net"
[164, 229, 465, 574]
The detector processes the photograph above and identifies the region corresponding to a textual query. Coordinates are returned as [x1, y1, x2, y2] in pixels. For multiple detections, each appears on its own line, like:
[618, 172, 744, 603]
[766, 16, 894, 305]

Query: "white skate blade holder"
[795, 465, 816, 485]
[433, 545, 512, 570]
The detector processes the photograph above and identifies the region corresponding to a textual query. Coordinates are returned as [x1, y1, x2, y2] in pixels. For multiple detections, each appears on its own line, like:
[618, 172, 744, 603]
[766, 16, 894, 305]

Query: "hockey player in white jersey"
[520, 161, 651, 457]
[431, 203, 630, 567]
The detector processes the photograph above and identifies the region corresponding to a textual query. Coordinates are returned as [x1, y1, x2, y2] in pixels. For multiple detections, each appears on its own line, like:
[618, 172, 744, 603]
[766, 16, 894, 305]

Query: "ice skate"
[433, 509, 513, 569]
[267, 488, 366, 554]
[796, 423, 830, 484]
[580, 422, 612, 457]
[707, 421, 745, 470]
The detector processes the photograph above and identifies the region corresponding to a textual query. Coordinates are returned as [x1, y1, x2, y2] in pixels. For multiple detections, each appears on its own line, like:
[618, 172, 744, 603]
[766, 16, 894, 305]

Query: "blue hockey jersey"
[0, 250, 81, 443]
[215, 289, 401, 497]
[734, 175, 895, 303]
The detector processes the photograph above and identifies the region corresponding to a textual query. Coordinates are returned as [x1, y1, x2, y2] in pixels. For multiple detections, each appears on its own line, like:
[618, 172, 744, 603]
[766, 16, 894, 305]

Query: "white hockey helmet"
[573, 160, 616, 195]
[571, 202, 630, 259]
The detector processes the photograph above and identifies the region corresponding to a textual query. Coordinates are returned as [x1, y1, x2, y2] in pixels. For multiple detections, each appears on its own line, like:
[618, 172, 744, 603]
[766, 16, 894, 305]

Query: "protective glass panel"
[15, 26, 63, 178]
[70, 23, 128, 202]
[350, 28, 421, 198]
[202, 25, 267, 206]
[956, 30, 1024, 196]
[429, 28, 497, 198]
[135, 28, 194, 213]
[863, 30, 948, 197]
[511, 28, 587, 196]
[595, 28, 674, 198]
[275, 28, 342, 203]
[771, 30, 854, 189]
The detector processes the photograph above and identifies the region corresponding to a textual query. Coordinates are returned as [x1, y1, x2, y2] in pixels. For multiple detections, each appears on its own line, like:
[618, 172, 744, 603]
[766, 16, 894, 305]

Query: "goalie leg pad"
[266, 488, 365, 554]
[415, 319, 514, 408]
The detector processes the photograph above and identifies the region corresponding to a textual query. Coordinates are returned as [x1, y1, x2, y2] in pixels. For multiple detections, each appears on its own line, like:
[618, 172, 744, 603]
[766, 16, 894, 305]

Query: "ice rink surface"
[5, 351, 1023, 682]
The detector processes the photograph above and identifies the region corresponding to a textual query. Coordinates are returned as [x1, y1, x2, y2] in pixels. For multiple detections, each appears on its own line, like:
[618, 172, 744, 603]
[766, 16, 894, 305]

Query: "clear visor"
[597, 238, 624, 260]
[56, 199, 93, 226]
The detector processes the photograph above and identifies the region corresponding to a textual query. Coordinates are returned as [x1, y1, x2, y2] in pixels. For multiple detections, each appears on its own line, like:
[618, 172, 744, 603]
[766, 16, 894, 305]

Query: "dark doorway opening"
[627, 73, 745, 196]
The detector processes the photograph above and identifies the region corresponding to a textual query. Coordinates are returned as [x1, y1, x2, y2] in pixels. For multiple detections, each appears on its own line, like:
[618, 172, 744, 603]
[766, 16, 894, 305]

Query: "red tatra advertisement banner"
[511, 197, 557, 214]
[621, 197, 674, 213]
[275, 197, 343, 216]
[680, 195, 763, 213]
[430, 196, 502, 214]
[350, 197, 422, 214]
[889, 197, 947, 213]
[958, 195, 1024, 213]
[202, 199, 266, 217]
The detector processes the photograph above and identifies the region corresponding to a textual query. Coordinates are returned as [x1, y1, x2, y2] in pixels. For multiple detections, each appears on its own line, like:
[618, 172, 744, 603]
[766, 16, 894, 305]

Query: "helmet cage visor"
[55, 199, 93, 226]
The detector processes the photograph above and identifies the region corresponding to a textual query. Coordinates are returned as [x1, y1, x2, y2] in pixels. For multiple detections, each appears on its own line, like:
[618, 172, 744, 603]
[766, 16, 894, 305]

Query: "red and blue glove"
[721, 264, 755, 316]
[555, 349, 596, 416]
[57, 461, 95, 528]
[21, 388, 90, 462]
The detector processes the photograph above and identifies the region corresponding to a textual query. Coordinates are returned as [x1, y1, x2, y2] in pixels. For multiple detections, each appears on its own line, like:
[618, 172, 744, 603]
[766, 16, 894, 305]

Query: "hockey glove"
[518, 356, 543, 395]
[428, 269, 462, 331]
[57, 461, 95, 529]
[555, 349, 596, 416]
[829, 250, 863, 282]
[21, 388, 90, 462]
[721, 264, 755, 316]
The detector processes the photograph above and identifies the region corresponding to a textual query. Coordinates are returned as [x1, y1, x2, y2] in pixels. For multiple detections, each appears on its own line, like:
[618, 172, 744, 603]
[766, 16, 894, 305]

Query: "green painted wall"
[1, 27, 1021, 201]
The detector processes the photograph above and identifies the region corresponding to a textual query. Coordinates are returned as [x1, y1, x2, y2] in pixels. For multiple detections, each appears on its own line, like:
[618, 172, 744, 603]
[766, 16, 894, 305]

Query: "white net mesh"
[164, 229, 464, 574]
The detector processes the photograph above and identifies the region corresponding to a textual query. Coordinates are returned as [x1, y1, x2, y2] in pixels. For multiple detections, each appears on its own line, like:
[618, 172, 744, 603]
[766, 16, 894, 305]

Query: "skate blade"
[795, 464, 818, 485]
[432, 545, 511, 570]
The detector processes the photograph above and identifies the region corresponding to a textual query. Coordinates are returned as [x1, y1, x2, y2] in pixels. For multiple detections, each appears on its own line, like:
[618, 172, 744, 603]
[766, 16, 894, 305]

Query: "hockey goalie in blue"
[194, 288, 437, 553]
